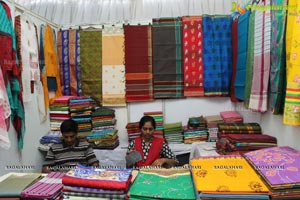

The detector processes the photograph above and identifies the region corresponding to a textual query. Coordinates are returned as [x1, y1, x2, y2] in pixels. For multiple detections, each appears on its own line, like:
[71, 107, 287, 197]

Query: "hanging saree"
[58, 29, 82, 96]
[283, 0, 300, 125]
[80, 30, 102, 104]
[124, 25, 153, 102]
[0, 1, 25, 149]
[102, 26, 126, 106]
[270, 0, 287, 114]
[182, 16, 204, 97]
[152, 18, 184, 99]
[249, 0, 271, 112]
[202, 15, 232, 96]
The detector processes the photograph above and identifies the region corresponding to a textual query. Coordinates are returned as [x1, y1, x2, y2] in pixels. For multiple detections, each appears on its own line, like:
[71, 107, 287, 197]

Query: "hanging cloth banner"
[124, 25, 154, 102]
[80, 30, 102, 104]
[182, 16, 204, 97]
[102, 26, 126, 106]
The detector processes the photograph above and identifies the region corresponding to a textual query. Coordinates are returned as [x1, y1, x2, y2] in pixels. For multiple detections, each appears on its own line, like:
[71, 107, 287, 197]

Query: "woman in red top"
[127, 116, 177, 168]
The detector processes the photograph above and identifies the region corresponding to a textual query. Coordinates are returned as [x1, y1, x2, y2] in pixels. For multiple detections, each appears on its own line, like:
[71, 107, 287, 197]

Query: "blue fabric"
[203, 15, 232, 96]
[234, 10, 250, 100]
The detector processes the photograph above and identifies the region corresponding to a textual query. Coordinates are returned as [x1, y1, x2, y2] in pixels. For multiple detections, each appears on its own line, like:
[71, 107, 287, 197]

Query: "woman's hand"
[151, 158, 167, 167]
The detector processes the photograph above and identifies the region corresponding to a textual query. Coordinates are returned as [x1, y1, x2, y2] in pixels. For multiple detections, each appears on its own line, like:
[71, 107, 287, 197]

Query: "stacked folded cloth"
[49, 96, 73, 131]
[21, 172, 64, 200]
[69, 96, 95, 138]
[126, 122, 140, 142]
[190, 155, 270, 200]
[62, 165, 132, 199]
[183, 116, 208, 144]
[244, 146, 300, 200]
[220, 111, 243, 123]
[91, 107, 116, 130]
[87, 128, 119, 149]
[216, 123, 277, 155]
[205, 115, 224, 142]
[163, 122, 183, 144]
[39, 131, 62, 152]
[144, 111, 164, 138]
[129, 168, 196, 200]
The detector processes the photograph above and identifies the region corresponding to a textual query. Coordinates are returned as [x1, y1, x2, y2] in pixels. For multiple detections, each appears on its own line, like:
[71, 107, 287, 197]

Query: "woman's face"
[141, 121, 154, 142]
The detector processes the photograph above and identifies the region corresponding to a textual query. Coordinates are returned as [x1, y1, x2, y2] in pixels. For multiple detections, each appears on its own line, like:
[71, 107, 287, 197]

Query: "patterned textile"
[202, 15, 232, 96]
[63, 192, 126, 199]
[102, 27, 126, 106]
[0, 67, 11, 149]
[21, 172, 64, 199]
[124, 25, 153, 102]
[63, 185, 124, 194]
[62, 165, 132, 191]
[283, 0, 300, 125]
[190, 156, 269, 193]
[58, 29, 82, 96]
[80, 30, 102, 104]
[182, 16, 204, 97]
[270, 0, 287, 114]
[129, 169, 196, 200]
[152, 18, 184, 98]
[43, 24, 63, 105]
[249, 0, 271, 112]
[0, 1, 25, 149]
[235, 10, 250, 101]
[244, 11, 255, 109]
[244, 146, 300, 189]
[218, 123, 262, 135]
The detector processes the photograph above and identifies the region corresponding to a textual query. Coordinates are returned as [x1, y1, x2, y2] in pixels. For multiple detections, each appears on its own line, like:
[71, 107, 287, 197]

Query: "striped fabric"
[249, 0, 271, 112]
[152, 17, 184, 98]
[63, 192, 126, 199]
[102, 26, 126, 106]
[124, 25, 154, 102]
[182, 16, 204, 97]
[21, 172, 64, 199]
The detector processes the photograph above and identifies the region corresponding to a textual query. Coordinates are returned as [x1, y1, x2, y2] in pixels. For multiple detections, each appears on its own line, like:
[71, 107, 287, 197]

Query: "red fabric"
[182, 16, 204, 97]
[135, 137, 164, 167]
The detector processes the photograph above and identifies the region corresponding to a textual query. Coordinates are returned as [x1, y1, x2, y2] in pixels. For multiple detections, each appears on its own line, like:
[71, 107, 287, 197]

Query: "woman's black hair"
[139, 115, 156, 129]
[60, 119, 78, 134]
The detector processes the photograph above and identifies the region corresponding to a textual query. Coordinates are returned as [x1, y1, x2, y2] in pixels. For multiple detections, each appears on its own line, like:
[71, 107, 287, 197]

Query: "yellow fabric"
[284, 1, 300, 125]
[102, 34, 124, 65]
[190, 156, 269, 193]
[43, 24, 62, 107]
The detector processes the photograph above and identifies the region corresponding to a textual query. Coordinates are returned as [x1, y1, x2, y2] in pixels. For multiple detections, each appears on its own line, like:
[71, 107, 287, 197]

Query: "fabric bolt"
[58, 29, 82, 96]
[190, 156, 269, 193]
[244, 11, 255, 109]
[244, 146, 300, 189]
[102, 27, 126, 106]
[152, 17, 184, 98]
[283, 0, 300, 125]
[202, 15, 232, 96]
[249, 0, 271, 112]
[80, 30, 102, 104]
[182, 16, 204, 97]
[234, 10, 250, 101]
[129, 169, 196, 200]
[270, 0, 287, 114]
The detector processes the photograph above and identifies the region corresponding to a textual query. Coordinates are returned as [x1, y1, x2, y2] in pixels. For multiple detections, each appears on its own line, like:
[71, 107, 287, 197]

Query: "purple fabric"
[21, 172, 64, 198]
[244, 146, 300, 187]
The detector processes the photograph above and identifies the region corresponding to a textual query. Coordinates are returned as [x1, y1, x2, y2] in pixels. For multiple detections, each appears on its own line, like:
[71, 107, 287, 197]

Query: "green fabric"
[244, 11, 255, 109]
[80, 30, 102, 104]
[129, 170, 196, 200]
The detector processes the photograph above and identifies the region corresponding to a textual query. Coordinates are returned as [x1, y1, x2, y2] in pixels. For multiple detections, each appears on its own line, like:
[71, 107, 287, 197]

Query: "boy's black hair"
[60, 119, 78, 134]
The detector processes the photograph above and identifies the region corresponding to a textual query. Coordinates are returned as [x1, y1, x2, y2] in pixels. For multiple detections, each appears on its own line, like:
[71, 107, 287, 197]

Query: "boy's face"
[62, 131, 77, 147]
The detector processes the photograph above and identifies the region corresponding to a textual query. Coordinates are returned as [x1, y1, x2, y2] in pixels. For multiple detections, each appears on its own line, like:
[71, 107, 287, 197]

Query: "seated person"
[127, 115, 178, 168]
[42, 119, 99, 173]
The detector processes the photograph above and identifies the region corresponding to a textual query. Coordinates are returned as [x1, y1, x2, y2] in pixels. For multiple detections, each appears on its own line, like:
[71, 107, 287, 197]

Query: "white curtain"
[15, 0, 250, 26]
